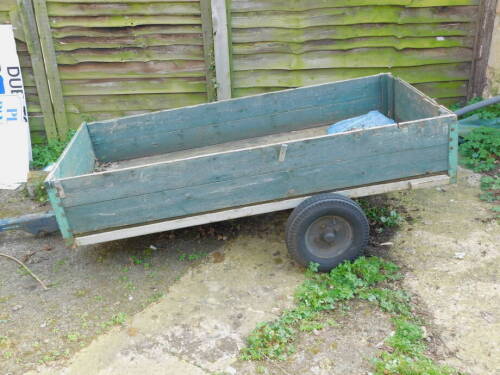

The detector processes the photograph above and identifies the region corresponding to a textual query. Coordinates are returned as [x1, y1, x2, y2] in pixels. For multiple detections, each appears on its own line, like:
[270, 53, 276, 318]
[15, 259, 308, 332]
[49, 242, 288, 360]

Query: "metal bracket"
[278, 143, 288, 162]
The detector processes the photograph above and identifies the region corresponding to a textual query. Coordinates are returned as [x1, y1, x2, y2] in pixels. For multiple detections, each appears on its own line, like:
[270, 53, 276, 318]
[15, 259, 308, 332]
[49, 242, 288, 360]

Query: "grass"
[240, 257, 460, 375]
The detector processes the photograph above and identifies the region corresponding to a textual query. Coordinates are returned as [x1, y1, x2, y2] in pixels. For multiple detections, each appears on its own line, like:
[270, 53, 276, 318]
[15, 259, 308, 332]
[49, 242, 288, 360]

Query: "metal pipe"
[454, 96, 500, 117]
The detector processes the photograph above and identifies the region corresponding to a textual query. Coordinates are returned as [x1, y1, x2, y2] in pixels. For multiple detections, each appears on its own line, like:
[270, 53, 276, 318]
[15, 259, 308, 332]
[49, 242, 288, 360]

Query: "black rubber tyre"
[286, 194, 369, 272]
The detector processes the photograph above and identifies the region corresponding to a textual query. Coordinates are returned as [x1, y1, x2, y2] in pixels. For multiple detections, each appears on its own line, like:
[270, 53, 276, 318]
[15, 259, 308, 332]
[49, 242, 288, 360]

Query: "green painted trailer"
[45, 74, 457, 270]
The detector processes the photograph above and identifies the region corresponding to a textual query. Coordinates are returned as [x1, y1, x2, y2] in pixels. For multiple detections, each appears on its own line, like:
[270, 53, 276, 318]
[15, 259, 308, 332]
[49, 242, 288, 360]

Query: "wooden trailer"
[45, 74, 458, 270]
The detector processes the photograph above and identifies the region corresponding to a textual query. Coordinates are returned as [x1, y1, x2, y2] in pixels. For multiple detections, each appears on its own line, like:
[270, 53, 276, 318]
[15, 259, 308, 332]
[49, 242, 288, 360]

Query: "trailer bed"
[45, 74, 458, 246]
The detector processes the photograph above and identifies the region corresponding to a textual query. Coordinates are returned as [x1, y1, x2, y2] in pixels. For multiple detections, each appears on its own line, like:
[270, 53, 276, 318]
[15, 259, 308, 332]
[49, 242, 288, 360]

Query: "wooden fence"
[3, 0, 497, 143]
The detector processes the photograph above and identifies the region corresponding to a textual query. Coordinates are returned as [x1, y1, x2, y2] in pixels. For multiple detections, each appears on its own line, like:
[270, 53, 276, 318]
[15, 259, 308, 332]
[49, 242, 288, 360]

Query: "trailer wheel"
[286, 194, 369, 272]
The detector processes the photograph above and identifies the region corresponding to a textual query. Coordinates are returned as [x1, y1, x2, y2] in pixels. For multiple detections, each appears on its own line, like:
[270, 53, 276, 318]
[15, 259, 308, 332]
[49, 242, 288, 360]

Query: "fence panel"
[229, 0, 480, 106]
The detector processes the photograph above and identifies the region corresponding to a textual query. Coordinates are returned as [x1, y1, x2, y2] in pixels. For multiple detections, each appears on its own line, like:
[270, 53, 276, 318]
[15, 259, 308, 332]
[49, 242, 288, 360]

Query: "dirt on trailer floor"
[0, 168, 499, 375]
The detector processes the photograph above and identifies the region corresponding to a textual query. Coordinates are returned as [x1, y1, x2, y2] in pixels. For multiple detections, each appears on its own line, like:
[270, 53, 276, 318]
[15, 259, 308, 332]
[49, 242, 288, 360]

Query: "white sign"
[0, 24, 31, 189]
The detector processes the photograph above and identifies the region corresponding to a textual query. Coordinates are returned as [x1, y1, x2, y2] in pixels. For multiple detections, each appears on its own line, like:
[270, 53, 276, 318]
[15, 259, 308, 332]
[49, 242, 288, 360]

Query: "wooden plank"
[448, 117, 459, 183]
[47, 2, 201, 16]
[414, 81, 467, 99]
[233, 47, 473, 71]
[32, 0, 70, 138]
[46, 185, 73, 243]
[58, 61, 205, 80]
[47, 124, 96, 180]
[56, 45, 204, 64]
[47, 0, 199, 2]
[232, 63, 471, 88]
[59, 118, 450, 207]
[17, 0, 58, 141]
[232, 23, 474, 44]
[211, 0, 232, 99]
[75, 174, 451, 246]
[64, 93, 207, 113]
[87, 75, 383, 161]
[394, 78, 442, 121]
[0, 0, 17, 11]
[233, 37, 473, 55]
[49, 15, 201, 28]
[65, 144, 449, 233]
[61, 77, 207, 96]
[468, 0, 497, 98]
[0, 11, 11, 23]
[231, 6, 474, 29]
[200, 0, 216, 101]
[51, 25, 202, 38]
[231, 0, 478, 12]
[54, 34, 204, 51]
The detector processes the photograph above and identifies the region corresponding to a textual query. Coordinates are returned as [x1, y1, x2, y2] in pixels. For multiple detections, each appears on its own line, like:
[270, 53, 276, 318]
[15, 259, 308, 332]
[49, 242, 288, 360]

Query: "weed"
[241, 257, 461, 375]
[178, 252, 208, 261]
[66, 333, 80, 342]
[31, 130, 76, 169]
[101, 312, 127, 329]
[240, 257, 399, 360]
[357, 199, 403, 228]
[459, 127, 499, 172]
[130, 255, 144, 265]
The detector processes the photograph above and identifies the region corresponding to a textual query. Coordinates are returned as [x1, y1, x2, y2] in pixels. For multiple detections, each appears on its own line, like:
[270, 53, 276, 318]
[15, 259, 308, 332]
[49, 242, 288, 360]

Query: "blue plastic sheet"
[327, 110, 395, 135]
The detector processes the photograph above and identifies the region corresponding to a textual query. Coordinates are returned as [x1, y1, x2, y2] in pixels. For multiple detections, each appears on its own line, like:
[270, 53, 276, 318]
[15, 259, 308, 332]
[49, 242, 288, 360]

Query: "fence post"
[211, 0, 232, 100]
[200, 0, 217, 102]
[468, 0, 498, 99]
[32, 0, 69, 138]
[17, 0, 58, 141]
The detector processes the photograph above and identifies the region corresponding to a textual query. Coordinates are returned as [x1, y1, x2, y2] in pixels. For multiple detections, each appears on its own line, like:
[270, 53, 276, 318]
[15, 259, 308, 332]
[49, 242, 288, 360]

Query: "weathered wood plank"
[61, 77, 207, 96]
[0, 0, 17, 11]
[47, 2, 201, 16]
[394, 79, 441, 121]
[74, 174, 451, 246]
[0, 11, 11, 23]
[54, 34, 204, 51]
[51, 25, 202, 38]
[232, 63, 471, 88]
[232, 23, 474, 44]
[231, 6, 474, 28]
[47, 0, 199, 2]
[414, 81, 467, 99]
[56, 45, 204, 64]
[211, 0, 232, 99]
[64, 93, 207, 113]
[58, 61, 205, 80]
[200, 0, 216, 101]
[65, 145, 449, 233]
[87, 75, 382, 161]
[18, 0, 58, 141]
[60, 119, 450, 207]
[48, 124, 95, 180]
[50, 15, 201, 28]
[233, 48, 473, 70]
[233, 36, 473, 55]
[468, 0, 497, 98]
[231, 0, 479, 12]
[32, 0, 69, 138]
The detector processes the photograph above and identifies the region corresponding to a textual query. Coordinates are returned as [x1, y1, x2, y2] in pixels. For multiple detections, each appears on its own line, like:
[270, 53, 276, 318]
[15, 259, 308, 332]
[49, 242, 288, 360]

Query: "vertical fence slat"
[211, 0, 232, 100]
[17, 0, 58, 141]
[468, 0, 497, 98]
[32, 0, 69, 138]
[200, 0, 217, 101]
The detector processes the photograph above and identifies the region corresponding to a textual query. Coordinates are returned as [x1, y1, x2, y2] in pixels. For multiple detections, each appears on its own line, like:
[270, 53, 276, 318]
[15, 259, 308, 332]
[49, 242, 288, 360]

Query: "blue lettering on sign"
[0, 100, 3, 121]
[0, 76, 5, 94]
[7, 108, 17, 121]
